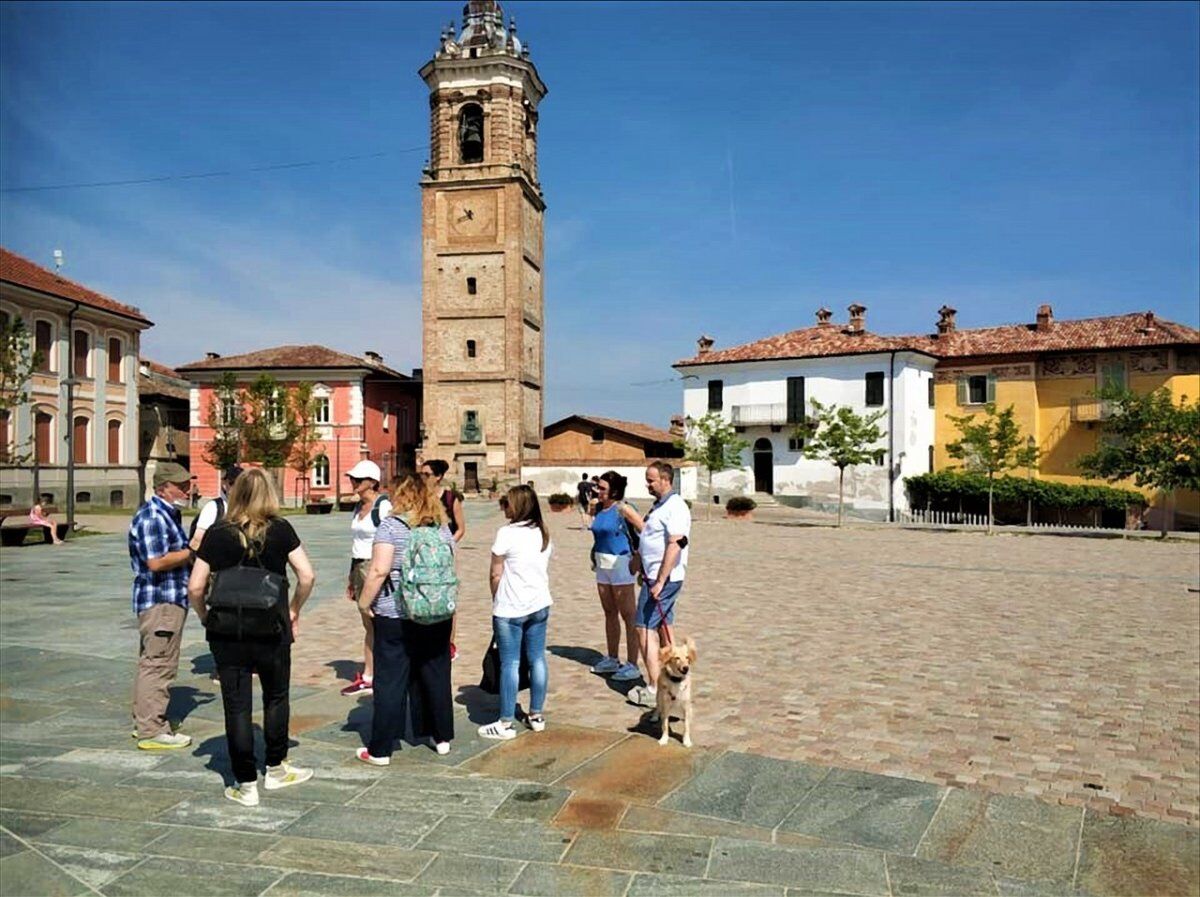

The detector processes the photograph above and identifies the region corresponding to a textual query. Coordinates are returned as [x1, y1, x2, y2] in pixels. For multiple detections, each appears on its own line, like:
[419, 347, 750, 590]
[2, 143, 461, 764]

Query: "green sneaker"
[136, 732, 192, 751]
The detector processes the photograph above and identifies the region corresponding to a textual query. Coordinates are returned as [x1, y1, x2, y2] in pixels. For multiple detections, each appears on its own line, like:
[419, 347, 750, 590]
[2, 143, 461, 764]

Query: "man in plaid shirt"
[128, 462, 196, 750]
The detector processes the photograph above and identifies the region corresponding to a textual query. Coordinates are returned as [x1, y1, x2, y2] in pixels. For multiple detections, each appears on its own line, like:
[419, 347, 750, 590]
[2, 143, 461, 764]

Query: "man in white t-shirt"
[629, 460, 691, 708]
[189, 466, 243, 551]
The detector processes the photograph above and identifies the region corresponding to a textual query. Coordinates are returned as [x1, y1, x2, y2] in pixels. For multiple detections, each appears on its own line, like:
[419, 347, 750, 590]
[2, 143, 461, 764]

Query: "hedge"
[905, 471, 1145, 512]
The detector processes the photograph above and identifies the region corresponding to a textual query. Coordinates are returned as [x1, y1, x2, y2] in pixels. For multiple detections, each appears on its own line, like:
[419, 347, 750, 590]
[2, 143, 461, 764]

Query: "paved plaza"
[1, 503, 1197, 896]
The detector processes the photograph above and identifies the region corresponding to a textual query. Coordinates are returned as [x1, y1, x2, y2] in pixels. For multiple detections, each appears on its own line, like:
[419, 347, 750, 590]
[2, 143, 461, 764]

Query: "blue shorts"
[636, 579, 682, 630]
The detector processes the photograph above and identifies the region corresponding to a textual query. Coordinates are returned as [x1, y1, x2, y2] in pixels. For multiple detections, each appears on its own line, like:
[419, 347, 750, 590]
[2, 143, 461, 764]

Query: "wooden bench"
[0, 506, 71, 546]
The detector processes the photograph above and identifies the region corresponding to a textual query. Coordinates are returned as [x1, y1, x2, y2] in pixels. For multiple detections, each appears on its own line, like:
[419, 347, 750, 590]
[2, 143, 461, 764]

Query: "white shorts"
[594, 552, 637, 587]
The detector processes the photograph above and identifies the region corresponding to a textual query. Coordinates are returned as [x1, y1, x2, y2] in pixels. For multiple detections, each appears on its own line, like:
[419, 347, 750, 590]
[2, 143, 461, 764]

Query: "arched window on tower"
[459, 104, 484, 163]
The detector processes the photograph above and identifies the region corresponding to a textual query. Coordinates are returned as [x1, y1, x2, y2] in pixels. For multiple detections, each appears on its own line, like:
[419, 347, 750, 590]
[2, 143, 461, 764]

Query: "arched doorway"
[753, 437, 774, 494]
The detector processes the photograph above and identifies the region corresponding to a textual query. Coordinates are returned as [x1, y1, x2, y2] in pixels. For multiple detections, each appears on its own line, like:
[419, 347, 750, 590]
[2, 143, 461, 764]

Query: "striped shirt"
[128, 495, 190, 615]
[371, 517, 455, 619]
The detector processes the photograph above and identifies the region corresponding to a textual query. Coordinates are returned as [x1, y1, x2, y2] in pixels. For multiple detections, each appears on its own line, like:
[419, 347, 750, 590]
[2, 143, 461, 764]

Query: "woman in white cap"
[341, 460, 392, 697]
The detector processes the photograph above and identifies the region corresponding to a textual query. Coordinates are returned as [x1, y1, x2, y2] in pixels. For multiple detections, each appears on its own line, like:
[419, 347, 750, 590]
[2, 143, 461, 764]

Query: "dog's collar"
[665, 672, 686, 683]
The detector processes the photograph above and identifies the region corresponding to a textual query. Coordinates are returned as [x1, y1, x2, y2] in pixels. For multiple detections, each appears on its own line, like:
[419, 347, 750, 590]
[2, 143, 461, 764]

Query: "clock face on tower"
[446, 193, 497, 240]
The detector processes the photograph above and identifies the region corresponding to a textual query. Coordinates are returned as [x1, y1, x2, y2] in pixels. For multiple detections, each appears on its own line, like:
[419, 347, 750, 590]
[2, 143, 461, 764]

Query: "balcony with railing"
[730, 403, 789, 426]
[1070, 397, 1115, 423]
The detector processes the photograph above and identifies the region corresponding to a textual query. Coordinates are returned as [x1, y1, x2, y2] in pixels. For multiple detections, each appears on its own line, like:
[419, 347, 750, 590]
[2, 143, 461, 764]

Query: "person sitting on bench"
[30, 495, 64, 545]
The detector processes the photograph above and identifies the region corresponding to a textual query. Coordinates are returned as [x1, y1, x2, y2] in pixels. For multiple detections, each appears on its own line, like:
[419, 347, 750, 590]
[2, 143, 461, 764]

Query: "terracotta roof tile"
[675, 326, 923, 367]
[548, 414, 679, 445]
[676, 312, 1199, 367]
[138, 357, 190, 401]
[0, 247, 151, 325]
[176, 344, 410, 379]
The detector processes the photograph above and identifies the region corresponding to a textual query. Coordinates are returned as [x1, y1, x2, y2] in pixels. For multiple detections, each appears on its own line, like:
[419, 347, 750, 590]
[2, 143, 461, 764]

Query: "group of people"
[126, 456, 689, 806]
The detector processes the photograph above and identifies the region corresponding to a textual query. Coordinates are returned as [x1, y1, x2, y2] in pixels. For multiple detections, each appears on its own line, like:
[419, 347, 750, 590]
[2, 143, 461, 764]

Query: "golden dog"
[655, 637, 696, 748]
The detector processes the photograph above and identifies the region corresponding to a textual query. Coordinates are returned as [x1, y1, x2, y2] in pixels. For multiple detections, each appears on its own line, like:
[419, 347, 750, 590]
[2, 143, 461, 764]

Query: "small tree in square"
[799, 399, 886, 527]
[202, 372, 244, 471]
[287, 382, 325, 505]
[0, 315, 42, 464]
[242, 374, 299, 496]
[945, 402, 1040, 534]
[1077, 386, 1200, 536]
[680, 412, 749, 519]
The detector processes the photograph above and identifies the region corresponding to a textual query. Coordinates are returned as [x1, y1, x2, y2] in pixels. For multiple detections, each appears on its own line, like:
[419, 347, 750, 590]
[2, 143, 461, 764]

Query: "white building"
[675, 305, 936, 520]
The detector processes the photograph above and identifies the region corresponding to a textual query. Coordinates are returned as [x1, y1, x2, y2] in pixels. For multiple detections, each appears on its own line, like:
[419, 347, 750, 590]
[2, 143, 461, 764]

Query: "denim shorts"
[594, 552, 636, 587]
[636, 579, 682, 630]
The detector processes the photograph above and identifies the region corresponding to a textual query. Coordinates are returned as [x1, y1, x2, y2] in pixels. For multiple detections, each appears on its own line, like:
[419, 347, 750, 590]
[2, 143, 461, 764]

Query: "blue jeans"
[493, 607, 549, 722]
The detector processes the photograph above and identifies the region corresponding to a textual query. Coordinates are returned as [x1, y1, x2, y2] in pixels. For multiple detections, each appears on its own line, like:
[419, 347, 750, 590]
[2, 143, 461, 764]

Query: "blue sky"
[2, 1, 1197, 427]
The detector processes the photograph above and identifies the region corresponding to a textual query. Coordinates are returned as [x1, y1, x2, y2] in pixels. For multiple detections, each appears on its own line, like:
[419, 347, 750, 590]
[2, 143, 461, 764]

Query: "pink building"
[178, 345, 421, 504]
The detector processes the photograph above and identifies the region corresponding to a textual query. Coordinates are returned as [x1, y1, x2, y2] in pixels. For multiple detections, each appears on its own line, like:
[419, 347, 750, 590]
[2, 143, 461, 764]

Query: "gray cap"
[153, 462, 192, 488]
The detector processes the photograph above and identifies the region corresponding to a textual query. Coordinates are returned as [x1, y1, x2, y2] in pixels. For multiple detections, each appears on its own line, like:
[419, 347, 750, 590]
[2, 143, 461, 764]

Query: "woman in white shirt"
[340, 460, 392, 697]
[479, 485, 552, 740]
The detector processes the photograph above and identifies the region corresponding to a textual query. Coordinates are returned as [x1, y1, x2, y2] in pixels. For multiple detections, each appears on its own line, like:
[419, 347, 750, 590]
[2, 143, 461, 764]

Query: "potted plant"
[337, 494, 357, 512]
[547, 493, 573, 513]
[725, 496, 757, 520]
[305, 498, 333, 515]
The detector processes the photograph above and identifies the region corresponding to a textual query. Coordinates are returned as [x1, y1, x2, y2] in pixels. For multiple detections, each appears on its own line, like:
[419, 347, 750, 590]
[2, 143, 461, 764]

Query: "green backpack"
[398, 521, 458, 624]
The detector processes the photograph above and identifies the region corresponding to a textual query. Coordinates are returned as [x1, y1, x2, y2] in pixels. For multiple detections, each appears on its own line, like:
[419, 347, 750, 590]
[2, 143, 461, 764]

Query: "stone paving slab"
[2, 511, 1199, 895]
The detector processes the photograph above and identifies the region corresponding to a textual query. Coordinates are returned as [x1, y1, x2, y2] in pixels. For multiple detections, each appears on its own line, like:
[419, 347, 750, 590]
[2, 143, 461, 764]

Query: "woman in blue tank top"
[586, 471, 643, 682]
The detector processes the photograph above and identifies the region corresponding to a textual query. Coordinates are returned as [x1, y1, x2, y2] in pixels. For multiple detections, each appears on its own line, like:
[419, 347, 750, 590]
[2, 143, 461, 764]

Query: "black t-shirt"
[198, 518, 301, 643]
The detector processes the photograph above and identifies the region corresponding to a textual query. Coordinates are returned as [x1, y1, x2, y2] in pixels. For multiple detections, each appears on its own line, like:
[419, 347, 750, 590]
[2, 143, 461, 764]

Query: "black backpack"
[188, 497, 225, 542]
[204, 525, 286, 640]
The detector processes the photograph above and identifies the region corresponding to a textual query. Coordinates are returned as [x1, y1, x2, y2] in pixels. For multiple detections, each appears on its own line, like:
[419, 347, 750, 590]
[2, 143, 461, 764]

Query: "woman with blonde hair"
[356, 473, 457, 762]
[187, 467, 316, 806]
[479, 485, 553, 740]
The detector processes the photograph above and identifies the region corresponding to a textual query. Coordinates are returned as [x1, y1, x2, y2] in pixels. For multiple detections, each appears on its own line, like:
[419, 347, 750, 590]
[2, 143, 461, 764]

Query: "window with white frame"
[221, 397, 239, 424]
[381, 401, 390, 432]
[312, 455, 330, 487]
[315, 397, 331, 424]
[268, 391, 285, 424]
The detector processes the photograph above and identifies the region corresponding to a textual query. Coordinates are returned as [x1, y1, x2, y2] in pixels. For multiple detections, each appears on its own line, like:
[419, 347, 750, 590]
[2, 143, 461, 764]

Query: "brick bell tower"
[418, 1, 547, 492]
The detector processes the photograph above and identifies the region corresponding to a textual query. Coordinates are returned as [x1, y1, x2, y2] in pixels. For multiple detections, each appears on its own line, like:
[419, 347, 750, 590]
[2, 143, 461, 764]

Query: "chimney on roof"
[936, 305, 957, 336]
[1138, 311, 1156, 333]
[411, 367, 423, 379]
[845, 303, 866, 334]
[815, 307, 833, 327]
[1035, 304, 1053, 332]
[364, 350, 383, 365]
[696, 335, 714, 356]
[669, 414, 685, 437]
[205, 351, 221, 360]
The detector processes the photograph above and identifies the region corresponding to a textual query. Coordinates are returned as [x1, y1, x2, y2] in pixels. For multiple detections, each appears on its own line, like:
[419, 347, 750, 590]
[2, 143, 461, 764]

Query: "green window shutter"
[985, 374, 997, 403]
[956, 377, 968, 405]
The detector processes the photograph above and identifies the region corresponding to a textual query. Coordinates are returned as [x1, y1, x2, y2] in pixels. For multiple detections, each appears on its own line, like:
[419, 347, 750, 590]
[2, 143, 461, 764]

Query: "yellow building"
[927, 305, 1199, 530]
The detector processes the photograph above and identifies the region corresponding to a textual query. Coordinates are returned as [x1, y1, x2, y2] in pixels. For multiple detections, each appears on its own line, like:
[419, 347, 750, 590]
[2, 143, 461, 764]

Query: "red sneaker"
[340, 673, 373, 696]
[449, 642, 458, 662]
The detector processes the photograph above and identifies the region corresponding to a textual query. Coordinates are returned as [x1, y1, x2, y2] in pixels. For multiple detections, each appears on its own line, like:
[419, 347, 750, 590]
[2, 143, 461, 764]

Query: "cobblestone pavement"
[1, 504, 1197, 896]
[297, 502, 1200, 828]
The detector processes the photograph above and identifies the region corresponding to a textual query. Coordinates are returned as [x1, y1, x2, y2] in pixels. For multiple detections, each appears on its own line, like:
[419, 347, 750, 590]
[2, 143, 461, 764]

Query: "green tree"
[242, 375, 300, 495]
[799, 399, 886, 527]
[287, 382, 325, 505]
[202, 372, 243, 471]
[945, 403, 1040, 533]
[0, 316, 42, 464]
[1077, 386, 1200, 536]
[680, 412, 749, 519]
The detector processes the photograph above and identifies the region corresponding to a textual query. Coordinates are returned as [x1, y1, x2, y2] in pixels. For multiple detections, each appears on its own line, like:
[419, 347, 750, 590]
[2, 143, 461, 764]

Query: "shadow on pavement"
[549, 644, 642, 700]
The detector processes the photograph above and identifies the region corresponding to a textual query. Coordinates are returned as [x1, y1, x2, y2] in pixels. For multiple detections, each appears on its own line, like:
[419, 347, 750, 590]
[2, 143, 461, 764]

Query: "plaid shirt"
[128, 495, 190, 615]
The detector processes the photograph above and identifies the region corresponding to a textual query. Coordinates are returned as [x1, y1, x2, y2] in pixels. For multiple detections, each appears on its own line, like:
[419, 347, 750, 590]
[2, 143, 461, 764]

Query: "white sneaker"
[611, 662, 641, 681]
[263, 760, 313, 791]
[224, 782, 259, 806]
[526, 714, 545, 733]
[136, 731, 192, 751]
[355, 748, 390, 766]
[629, 685, 658, 708]
[435, 741, 451, 755]
[590, 656, 621, 675]
[478, 720, 517, 740]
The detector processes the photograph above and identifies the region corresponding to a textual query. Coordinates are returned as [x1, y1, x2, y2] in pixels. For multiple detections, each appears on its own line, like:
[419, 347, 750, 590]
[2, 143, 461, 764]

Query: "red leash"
[650, 585, 673, 646]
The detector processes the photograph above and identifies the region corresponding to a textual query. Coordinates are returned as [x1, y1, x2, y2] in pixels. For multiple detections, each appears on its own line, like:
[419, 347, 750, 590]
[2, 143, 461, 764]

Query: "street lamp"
[1025, 434, 1036, 527]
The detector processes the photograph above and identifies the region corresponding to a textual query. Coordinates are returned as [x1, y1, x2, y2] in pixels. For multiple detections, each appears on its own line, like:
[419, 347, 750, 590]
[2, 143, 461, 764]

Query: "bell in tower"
[458, 104, 484, 163]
